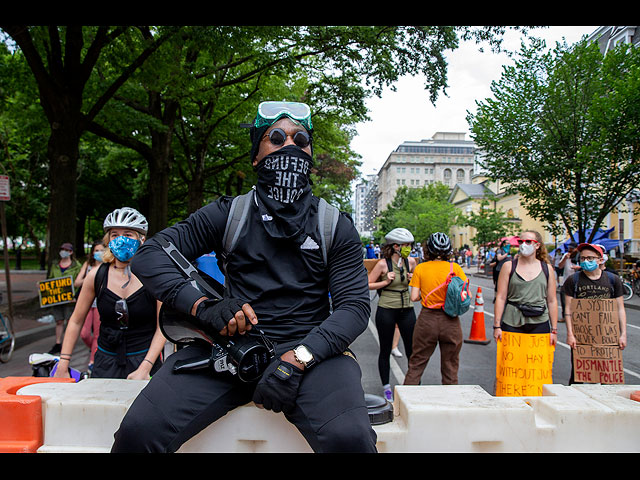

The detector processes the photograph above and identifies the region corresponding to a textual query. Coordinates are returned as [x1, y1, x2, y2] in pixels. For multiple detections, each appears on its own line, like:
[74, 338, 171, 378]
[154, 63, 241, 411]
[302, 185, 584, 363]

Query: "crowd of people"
[40, 100, 628, 453]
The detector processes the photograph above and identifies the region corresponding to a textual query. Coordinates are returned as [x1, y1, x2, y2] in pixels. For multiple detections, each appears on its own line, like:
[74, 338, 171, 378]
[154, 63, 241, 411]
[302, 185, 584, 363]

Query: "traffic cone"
[464, 287, 490, 345]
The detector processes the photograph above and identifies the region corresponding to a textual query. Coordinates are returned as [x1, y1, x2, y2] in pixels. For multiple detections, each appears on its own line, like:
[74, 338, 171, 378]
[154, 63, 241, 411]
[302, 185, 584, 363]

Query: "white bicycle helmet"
[103, 207, 148, 235]
[385, 228, 414, 245]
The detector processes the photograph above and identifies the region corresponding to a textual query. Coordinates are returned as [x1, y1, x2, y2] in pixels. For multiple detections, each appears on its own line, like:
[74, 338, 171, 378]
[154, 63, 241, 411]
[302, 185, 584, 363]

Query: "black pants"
[111, 342, 377, 453]
[375, 306, 415, 385]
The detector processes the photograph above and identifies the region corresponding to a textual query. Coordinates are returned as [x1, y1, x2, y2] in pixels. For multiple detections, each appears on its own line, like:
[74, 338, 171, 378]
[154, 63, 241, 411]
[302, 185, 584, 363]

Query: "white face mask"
[59, 250, 72, 259]
[519, 242, 535, 257]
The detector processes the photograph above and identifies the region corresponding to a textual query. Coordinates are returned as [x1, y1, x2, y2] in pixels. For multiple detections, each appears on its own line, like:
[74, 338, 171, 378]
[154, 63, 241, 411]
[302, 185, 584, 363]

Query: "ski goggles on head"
[255, 101, 313, 132]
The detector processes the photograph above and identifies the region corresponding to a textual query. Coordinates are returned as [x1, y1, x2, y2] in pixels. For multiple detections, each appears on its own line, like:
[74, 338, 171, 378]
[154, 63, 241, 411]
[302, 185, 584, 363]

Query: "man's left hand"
[253, 357, 303, 414]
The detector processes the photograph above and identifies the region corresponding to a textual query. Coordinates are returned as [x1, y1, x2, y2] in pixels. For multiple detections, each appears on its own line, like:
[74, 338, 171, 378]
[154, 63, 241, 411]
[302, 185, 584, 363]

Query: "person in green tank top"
[494, 230, 558, 342]
[367, 228, 418, 402]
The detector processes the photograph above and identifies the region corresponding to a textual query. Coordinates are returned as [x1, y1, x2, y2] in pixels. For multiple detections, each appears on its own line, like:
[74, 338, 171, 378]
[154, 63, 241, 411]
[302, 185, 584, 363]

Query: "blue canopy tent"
[551, 227, 629, 256]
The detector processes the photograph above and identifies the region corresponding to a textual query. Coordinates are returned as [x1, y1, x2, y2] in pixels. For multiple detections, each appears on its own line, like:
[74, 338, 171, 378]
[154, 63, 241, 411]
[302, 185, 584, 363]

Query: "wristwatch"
[293, 345, 315, 368]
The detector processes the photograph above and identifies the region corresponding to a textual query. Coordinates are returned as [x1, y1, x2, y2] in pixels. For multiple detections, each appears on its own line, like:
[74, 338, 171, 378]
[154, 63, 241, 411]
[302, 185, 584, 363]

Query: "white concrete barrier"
[16, 380, 640, 453]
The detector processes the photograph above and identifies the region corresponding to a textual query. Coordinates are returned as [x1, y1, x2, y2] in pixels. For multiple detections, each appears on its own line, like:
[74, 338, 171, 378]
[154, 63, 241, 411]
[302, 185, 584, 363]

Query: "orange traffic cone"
[464, 287, 490, 345]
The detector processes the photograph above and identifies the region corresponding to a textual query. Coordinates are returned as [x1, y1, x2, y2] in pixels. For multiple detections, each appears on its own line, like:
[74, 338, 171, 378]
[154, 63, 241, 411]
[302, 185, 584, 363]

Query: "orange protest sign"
[495, 331, 555, 397]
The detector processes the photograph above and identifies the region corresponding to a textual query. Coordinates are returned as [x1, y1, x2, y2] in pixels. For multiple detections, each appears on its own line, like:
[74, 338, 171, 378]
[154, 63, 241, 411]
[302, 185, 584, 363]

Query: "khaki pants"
[404, 307, 462, 385]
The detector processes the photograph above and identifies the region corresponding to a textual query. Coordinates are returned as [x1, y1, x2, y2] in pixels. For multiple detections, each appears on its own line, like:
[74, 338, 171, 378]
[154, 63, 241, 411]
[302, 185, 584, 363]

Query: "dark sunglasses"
[115, 298, 129, 330]
[262, 128, 311, 149]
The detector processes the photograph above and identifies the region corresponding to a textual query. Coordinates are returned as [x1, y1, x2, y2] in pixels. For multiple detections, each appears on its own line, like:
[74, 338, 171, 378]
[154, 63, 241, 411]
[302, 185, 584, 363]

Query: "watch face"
[296, 346, 312, 363]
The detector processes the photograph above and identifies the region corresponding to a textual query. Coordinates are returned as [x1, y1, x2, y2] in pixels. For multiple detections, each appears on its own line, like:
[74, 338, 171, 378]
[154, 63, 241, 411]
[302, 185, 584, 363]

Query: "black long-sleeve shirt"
[130, 194, 371, 363]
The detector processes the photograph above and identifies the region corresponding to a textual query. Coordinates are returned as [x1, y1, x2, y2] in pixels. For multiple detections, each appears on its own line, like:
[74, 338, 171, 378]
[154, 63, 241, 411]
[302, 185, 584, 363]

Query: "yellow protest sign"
[570, 298, 624, 384]
[38, 276, 75, 308]
[495, 331, 555, 397]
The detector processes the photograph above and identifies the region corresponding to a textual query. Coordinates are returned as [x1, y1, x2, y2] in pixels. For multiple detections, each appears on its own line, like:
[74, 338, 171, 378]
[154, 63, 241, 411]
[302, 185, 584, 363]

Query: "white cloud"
[350, 26, 599, 178]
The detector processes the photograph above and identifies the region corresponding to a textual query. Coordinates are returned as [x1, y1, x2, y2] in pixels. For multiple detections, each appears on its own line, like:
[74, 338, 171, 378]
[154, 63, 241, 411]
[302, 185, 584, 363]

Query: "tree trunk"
[186, 149, 206, 214]
[187, 171, 205, 214]
[46, 126, 80, 271]
[147, 153, 171, 236]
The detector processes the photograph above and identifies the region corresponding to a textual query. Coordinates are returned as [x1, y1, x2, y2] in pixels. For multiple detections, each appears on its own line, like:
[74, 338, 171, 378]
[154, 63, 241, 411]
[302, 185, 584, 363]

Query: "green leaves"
[376, 183, 461, 245]
[469, 38, 640, 243]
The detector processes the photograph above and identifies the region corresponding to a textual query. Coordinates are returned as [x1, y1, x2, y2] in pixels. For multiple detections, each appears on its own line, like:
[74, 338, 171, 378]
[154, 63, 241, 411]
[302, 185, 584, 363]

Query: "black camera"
[171, 328, 275, 383]
[156, 237, 276, 382]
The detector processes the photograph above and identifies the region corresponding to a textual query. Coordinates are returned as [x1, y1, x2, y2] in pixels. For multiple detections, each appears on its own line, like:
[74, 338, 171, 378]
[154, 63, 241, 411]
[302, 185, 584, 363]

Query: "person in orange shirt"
[404, 232, 467, 385]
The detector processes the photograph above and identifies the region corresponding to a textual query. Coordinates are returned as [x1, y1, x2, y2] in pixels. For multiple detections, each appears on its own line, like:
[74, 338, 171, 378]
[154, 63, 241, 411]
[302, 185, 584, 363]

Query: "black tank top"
[94, 263, 157, 352]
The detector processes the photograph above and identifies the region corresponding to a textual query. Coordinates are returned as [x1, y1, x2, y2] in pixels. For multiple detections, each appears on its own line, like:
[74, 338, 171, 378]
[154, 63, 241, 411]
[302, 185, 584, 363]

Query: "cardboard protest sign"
[38, 276, 75, 308]
[573, 344, 624, 384]
[495, 331, 555, 396]
[570, 298, 624, 384]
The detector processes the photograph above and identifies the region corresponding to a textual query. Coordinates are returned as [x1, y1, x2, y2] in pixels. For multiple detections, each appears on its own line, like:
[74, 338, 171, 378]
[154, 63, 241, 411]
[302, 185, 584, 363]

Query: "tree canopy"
[0, 25, 529, 267]
[468, 38, 640, 244]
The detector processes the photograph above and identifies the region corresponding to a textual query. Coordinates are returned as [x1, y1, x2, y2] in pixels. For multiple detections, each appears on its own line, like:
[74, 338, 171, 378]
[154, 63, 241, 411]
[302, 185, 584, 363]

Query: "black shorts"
[48, 303, 75, 322]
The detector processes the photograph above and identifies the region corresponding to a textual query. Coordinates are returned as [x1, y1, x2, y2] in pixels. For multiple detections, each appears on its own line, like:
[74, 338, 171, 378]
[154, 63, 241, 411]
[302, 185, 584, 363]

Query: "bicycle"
[620, 269, 640, 301]
[622, 278, 634, 301]
[0, 293, 15, 363]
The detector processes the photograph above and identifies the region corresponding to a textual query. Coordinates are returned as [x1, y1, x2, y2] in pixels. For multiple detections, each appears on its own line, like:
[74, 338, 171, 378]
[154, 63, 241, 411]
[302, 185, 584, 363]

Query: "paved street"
[2, 267, 640, 398]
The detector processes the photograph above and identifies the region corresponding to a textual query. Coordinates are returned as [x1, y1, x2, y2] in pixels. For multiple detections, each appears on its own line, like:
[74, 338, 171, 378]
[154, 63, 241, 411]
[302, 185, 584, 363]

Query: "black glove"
[194, 298, 246, 335]
[252, 359, 303, 414]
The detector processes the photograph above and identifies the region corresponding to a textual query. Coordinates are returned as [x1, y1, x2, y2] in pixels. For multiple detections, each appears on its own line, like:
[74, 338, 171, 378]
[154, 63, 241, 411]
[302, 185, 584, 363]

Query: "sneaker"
[391, 348, 403, 358]
[48, 343, 61, 355]
[384, 387, 393, 402]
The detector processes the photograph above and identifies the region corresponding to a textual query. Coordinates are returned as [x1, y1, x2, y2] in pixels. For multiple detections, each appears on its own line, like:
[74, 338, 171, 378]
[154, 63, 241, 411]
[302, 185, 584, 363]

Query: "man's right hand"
[194, 298, 258, 336]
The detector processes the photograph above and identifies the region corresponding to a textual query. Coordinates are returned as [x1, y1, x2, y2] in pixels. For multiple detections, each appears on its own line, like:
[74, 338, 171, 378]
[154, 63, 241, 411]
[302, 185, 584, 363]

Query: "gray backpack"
[219, 189, 339, 273]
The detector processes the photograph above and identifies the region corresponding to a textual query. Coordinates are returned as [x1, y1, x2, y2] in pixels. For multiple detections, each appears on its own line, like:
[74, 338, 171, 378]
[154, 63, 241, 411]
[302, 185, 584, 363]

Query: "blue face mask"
[108, 236, 141, 262]
[93, 251, 104, 262]
[580, 260, 598, 272]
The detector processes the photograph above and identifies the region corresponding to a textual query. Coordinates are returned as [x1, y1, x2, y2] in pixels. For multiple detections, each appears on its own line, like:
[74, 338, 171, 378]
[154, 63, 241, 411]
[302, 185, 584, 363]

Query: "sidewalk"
[0, 270, 56, 348]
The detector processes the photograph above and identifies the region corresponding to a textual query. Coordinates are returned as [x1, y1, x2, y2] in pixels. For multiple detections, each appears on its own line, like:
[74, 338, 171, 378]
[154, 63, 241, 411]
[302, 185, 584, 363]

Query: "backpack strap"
[223, 190, 253, 256]
[93, 262, 110, 300]
[508, 258, 518, 284]
[317, 197, 339, 267]
[220, 190, 254, 274]
[424, 261, 454, 309]
[509, 258, 549, 284]
[606, 271, 616, 296]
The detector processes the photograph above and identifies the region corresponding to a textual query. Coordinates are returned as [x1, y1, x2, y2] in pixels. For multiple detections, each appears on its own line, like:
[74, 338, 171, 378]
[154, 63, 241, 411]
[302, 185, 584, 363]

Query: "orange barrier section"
[0, 376, 75, 453]
[464, 287, 490, 345]
[632, 391, 640, 403]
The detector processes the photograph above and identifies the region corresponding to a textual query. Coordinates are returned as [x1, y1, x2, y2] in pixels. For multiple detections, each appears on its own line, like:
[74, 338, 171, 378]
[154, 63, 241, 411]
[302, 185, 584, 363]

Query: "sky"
[350, 26, 600, 180]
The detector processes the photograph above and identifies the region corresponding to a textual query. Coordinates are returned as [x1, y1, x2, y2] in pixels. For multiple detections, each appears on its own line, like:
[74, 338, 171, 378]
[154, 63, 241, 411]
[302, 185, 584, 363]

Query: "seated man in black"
[110, 101, 377, 453]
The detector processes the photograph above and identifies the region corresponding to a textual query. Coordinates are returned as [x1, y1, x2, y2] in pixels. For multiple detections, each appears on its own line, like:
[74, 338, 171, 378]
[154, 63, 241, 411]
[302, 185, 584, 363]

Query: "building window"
[443, 168, 452, 186]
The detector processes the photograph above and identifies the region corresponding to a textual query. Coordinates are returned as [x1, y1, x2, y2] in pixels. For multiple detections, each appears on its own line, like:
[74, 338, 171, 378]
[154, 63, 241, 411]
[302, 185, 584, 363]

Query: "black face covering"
[254, 145, 314, 240]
